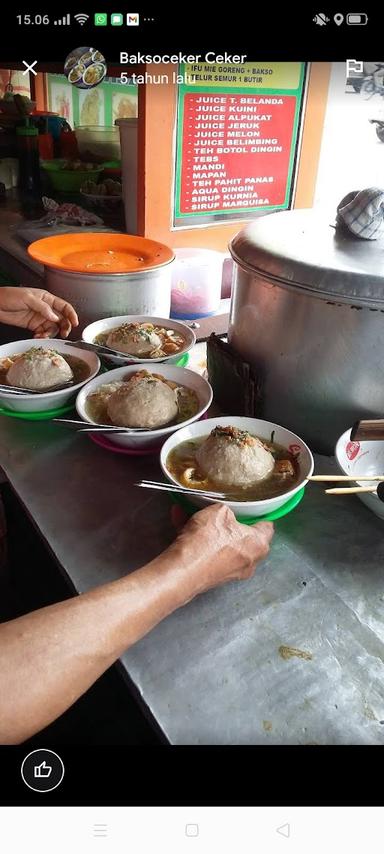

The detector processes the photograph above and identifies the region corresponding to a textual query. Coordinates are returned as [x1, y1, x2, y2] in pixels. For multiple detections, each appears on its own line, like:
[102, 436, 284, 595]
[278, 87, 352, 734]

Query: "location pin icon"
[334, 12, 344, 24]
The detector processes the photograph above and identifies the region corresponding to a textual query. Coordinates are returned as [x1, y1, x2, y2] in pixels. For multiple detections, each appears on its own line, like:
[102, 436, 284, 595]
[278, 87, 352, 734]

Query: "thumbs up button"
[21, 750, 64, 792]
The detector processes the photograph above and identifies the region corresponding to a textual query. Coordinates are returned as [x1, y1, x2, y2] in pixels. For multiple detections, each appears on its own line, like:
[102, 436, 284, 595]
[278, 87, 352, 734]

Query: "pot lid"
[28, 233, 175, 275]
[229, 209, 384, 306]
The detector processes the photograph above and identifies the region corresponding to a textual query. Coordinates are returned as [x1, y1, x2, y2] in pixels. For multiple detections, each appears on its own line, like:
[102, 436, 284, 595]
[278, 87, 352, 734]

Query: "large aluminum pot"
[28, 232, 174, 334]
[43, 265, 172, 334]
[229, 209, 384, 454]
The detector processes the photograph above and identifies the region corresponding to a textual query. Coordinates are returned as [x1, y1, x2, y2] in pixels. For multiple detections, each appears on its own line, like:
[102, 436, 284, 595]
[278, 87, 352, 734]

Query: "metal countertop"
[1, 412, 384, 744]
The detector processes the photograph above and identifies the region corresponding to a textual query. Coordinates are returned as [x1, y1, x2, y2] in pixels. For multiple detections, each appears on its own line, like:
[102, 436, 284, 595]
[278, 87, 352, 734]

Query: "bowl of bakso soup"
[76, 363, 213, 450]
[82, 315, 196, 366]
[161, 416, 314, 518]
[0, 339, 100, 413]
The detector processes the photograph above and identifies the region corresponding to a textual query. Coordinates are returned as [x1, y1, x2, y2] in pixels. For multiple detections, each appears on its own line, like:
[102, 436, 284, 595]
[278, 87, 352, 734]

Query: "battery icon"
[346, 12, 368, 24]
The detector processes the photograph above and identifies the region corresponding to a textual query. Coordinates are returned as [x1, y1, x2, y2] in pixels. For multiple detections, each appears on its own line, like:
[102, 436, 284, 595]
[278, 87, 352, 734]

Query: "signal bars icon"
[74, 13, 90, 25]
[54, 13, 71, 25]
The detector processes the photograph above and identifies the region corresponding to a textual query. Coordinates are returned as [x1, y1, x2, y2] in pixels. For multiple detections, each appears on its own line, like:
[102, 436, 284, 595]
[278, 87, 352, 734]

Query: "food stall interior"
[1, 58, 384, 749]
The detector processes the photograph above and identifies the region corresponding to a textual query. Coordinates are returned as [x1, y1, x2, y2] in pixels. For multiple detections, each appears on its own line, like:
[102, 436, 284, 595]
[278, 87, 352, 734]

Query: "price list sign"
[173, 63, 307, 226]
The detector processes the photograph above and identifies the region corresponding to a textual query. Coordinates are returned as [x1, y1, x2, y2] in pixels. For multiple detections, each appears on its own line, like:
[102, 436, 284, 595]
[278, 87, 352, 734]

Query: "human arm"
[0, 504, 273, 744]
[0, 287, 79, 338]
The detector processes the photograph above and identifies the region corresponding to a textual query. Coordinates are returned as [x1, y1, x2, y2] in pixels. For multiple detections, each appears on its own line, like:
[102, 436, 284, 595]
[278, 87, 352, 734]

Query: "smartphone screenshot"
[0, 3, 382, 850]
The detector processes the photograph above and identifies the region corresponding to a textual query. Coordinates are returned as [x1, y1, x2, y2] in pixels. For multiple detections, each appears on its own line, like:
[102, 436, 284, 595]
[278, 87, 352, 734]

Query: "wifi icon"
[74, 12, 89, 25]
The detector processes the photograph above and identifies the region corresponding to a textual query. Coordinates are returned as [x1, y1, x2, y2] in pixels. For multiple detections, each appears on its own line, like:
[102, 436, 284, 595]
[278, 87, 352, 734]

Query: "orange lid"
[28, 233, 175, 275]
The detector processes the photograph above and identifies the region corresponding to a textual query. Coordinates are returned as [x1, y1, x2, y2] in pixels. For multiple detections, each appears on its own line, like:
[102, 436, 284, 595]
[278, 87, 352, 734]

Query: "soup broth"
[167, 434, 301, 501]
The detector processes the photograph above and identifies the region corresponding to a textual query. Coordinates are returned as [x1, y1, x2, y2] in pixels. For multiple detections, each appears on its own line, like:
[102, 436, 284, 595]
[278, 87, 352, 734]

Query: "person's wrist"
[160, 535, 218, 600]
[144, 539, 205, 609]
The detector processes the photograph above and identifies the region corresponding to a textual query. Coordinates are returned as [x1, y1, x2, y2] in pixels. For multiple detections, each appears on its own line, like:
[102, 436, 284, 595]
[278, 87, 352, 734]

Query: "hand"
[170, 503, 273, 597]
[0, 287, 79, 338]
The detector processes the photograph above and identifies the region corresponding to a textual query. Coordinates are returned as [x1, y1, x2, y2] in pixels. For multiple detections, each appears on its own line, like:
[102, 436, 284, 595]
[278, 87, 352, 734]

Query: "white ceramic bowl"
[76, 363, 213, 450]
[0, 339, 100, 413]
[82, 315, 196, 367]
[336, 428, 384, 520]
[160, 416, 314, 519]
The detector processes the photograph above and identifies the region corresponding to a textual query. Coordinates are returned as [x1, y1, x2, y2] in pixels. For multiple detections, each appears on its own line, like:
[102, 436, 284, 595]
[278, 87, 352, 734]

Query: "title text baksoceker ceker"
[120, 53, 248, 64]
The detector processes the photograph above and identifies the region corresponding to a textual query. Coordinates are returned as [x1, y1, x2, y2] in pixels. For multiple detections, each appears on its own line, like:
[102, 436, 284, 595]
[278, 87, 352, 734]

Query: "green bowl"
[98, 352, 190, 369]
[169, 487, 305, 525]
[0, 401, 75, 421]
[41, 159, 104, 192]
[101, 160, 122, 175]
[101, 160, 121, 168]
[175, 353, 189, 367]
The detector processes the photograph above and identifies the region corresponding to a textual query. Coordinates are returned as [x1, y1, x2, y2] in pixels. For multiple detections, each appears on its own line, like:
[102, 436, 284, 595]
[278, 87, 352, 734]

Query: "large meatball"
[196, 425, 274, 487]
[106, 323, 161, 357]
[107, 374, 178, 428]
[7, 347, 73, 391]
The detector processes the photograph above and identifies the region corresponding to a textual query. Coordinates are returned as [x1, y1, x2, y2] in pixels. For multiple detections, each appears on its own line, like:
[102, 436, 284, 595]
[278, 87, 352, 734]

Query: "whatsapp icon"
[94, 12, 108, 25]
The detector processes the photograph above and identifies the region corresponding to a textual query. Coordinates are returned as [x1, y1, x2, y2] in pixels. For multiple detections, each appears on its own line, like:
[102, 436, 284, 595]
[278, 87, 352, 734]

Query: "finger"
[58, 318, 71, 338]
[170, 504, 188, 531]
[26, 294, 60, 323]
[33, 320, 59, 338]
[250, 521, 274, 545]
[49, 295, 79, 328]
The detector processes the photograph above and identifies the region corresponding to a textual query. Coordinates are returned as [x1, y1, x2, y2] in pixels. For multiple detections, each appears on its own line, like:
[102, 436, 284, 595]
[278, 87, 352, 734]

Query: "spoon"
[65, 340, 143, 363]
[52, 417, 151, 433]
[135, 479, 227, 500]
[0, 380, 73, 395]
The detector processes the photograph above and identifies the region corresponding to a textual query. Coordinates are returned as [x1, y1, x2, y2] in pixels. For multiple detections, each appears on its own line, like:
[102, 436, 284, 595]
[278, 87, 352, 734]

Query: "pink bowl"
[89, 413, 208, 456]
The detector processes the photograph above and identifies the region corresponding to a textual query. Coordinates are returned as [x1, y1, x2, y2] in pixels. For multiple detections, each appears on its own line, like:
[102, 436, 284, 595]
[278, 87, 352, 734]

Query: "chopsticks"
[309, 474, 384, 496]
[309, 475, 384, 482]
[135, 479, 227, 500]
[325, 486, 377, 495]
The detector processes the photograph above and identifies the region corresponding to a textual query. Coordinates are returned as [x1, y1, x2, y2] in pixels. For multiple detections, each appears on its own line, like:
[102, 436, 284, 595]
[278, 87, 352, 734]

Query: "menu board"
[173, 63, 307, 227]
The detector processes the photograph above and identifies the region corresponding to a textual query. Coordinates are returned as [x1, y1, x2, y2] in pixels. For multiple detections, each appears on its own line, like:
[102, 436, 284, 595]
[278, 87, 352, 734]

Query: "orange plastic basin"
[28, 233, 175, 275]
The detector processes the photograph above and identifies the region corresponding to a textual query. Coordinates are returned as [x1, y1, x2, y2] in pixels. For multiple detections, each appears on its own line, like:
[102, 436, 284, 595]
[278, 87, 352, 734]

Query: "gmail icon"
[127, 12, 139, 25]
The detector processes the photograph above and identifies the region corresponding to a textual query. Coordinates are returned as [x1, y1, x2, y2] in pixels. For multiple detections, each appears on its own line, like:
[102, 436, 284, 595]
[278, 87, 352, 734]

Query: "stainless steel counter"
[1, 415, 384, 745]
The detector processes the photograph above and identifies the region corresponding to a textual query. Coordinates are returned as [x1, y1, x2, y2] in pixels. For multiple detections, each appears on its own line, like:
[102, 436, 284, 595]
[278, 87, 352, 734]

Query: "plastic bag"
[39, 196, 104, 225]
[11, 197, 105, 244]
